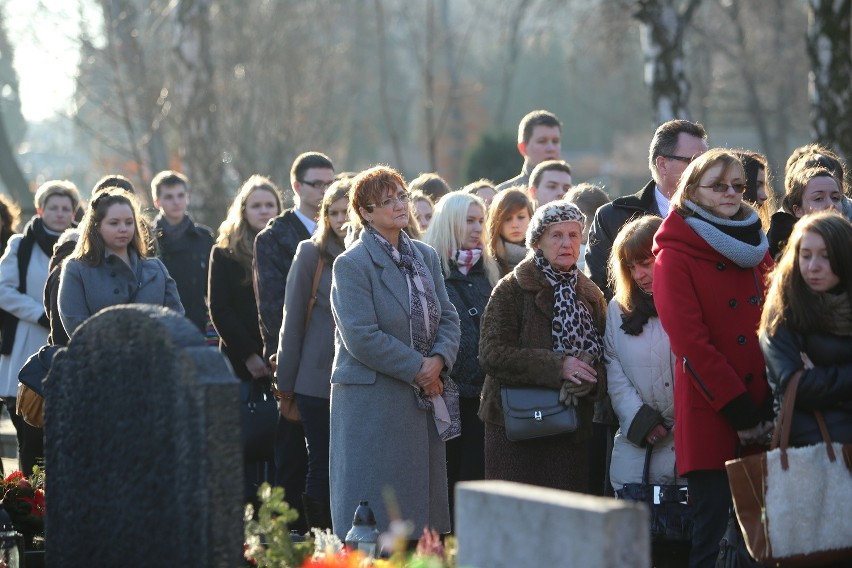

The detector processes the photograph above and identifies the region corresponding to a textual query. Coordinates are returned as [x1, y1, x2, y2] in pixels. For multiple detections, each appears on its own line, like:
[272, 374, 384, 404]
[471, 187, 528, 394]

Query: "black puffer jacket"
[443, 259, 493, 399]
[760, 323, 852, 446]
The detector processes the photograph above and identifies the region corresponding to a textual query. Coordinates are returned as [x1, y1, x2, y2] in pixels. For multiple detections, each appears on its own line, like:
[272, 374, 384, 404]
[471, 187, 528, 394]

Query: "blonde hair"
[216, 175, 283, 283]
[34, 180, 81, 211]
[424, 192, 500, 286]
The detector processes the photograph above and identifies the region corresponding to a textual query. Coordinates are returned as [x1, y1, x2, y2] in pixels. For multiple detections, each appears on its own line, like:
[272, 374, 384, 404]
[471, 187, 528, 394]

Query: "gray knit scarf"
[365, 224, 461, 441]
[683, 200, 768, 268]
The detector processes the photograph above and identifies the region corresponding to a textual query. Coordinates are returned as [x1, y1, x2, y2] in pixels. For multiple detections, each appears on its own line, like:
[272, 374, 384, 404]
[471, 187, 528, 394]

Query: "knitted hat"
[525, 200, 585, 248]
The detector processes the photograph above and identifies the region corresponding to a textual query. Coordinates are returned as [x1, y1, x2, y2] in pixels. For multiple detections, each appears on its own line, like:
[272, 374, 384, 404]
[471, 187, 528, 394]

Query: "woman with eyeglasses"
[652, 149, 774, 568]
[328, 166, 460, 542]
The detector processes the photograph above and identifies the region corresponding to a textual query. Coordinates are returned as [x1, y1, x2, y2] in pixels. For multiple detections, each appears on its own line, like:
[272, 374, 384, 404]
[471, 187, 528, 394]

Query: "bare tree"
[0, 5, 29, 206]
[172, 0, 227, 224]
[634, 0, 702, 123]
[807, 0, 852, 162]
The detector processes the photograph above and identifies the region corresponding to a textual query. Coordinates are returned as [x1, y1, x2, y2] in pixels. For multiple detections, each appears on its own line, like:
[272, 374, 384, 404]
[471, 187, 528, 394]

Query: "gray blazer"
[329, 230, 460, 538]
[276, 240, 335, 399]
[59, 251, 184, 336]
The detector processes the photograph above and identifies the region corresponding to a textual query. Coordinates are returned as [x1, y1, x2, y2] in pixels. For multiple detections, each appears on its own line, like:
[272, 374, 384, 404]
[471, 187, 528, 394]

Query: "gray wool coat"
[59, 251, 184, 337]
[329, 230, 460, 538]
[276, 239, 338, 399]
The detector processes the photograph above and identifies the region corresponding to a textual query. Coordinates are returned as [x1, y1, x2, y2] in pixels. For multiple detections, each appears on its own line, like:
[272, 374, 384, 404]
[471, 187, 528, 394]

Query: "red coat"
[652, 212, 773, 474]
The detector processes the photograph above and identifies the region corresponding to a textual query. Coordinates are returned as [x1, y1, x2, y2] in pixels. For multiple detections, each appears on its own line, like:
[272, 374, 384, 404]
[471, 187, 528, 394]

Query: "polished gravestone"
[44, 304, 242, 566]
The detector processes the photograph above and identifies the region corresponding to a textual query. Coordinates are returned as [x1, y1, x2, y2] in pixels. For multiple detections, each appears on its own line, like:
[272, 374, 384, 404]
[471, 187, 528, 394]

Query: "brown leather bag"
[725, 371, 852, 567]
[16, 383, 44, 428]
[276, 256, 325, 423]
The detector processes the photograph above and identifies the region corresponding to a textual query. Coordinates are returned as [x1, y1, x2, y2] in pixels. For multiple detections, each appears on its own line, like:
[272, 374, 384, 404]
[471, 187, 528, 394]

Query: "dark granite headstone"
[44, 305, 243, 566]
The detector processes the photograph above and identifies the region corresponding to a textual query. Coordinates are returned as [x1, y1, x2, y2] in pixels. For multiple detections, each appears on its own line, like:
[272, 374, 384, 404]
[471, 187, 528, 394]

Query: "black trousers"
[2, 398, 43, 475]
[445, 396, 485, 522]
[686, 470, 731, 568]
[274, 415, 308, 533]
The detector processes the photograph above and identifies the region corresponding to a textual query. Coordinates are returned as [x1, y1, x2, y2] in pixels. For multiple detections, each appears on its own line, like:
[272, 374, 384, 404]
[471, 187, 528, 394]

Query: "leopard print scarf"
[533, 250, 603, 362]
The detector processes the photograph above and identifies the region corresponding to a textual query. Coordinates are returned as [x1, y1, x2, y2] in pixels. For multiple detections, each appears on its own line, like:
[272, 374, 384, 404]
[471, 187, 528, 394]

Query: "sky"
[4, 0, 96, 122]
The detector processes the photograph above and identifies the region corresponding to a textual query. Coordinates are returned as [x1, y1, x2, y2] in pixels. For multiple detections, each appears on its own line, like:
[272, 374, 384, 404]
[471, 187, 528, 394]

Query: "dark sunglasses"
[698, 182, 748, 194]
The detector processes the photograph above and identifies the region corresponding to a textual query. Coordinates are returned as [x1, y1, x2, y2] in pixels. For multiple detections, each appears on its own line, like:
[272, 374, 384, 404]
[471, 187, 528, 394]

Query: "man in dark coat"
[585, 119, 708, 300]
[252, 151, 335, 532]
[495, 109, 563, 191]
[152, 170, 215, 333]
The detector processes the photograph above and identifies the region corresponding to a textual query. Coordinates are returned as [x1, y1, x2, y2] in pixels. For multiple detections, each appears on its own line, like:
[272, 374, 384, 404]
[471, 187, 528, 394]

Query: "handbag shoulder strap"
[304, 256, 325, 328]
[772, 369, 836, 469]
[642, 444, 653, 484]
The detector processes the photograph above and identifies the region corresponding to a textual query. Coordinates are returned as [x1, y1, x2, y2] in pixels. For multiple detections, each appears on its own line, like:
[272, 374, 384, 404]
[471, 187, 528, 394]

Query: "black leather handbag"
[616, 444, 693, 543]
[500, 386, 578, 442]
[240, 379, 278, 462]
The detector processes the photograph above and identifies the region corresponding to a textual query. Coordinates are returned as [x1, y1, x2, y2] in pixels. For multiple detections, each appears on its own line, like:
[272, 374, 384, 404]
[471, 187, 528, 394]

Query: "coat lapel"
[361, 231, 410, 312]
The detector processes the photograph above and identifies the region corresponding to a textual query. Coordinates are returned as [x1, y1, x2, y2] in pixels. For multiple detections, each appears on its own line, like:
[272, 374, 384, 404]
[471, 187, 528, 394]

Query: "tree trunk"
[173, 0, 228, 226]
[635, 0, 701, 123]
[0, 108, 29, 207]
[807, 0, 852, 165]
[373, 0, 406, 172]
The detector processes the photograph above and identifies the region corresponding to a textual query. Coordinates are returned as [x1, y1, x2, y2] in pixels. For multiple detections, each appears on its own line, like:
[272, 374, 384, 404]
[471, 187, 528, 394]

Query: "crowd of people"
[0, 109, 849, 567]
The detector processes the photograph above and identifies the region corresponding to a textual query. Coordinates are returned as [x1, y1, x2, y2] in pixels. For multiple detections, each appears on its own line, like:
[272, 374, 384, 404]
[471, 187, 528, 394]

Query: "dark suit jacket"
[252, 209, 311, 358]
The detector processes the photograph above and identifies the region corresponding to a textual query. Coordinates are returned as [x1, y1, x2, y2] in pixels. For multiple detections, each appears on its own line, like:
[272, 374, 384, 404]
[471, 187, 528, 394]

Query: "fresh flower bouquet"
[0, 467, 45, 545]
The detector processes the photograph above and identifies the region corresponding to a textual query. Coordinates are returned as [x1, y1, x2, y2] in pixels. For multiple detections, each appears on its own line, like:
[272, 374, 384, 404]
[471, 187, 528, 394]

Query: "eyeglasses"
[661, 154, 698, 164]
[698, 182, 748, 194]
[368, 193, 411, 209]
[298, 179, 334, 191]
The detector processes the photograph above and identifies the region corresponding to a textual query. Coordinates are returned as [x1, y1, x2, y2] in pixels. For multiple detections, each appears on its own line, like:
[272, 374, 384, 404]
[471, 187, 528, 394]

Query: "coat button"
[737, 335, 746, 345]
[744, 373, 754, 383]
[716, 262, 726, 270]
[665, 382, 670, 387]
[110, 272, 116, 277]
[749, 296, 759, 305]
[114, 288, 120, 294]
[729, 299, 737, 308]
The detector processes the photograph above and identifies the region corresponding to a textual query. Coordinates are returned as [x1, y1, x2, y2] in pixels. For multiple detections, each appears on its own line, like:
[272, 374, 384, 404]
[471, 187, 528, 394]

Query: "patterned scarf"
[824, 291, 852, 336]
[365, 225, 461, 441]
[453, 248, 482, 275]
[533, 250, 603, 362]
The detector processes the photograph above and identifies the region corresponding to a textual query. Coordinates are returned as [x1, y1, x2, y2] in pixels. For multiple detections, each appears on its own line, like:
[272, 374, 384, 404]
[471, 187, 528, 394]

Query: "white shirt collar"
[293, 208, 317, 235]
[654, 186, 672, 217]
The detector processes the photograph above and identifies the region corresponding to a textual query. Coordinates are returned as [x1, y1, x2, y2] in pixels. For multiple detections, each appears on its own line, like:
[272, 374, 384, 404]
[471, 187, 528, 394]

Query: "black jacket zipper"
[683, 357, 714, 401]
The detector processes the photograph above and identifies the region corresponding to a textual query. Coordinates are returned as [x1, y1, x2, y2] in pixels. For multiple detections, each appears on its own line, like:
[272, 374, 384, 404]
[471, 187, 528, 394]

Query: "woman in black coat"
[759, 211, 852, 446]
[208, 175, 282, 502]
[423, 192, 500, 515]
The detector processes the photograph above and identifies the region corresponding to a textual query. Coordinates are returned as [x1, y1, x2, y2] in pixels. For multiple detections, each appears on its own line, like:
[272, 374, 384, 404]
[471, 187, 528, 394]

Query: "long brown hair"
[216, 175, 282, 284]
[760, 211, 852, 336]
[313, 179, 350, 261]
[609, 215, 663, 315]
[71, 189, 151, 267]
[485, 187, 533, 274]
